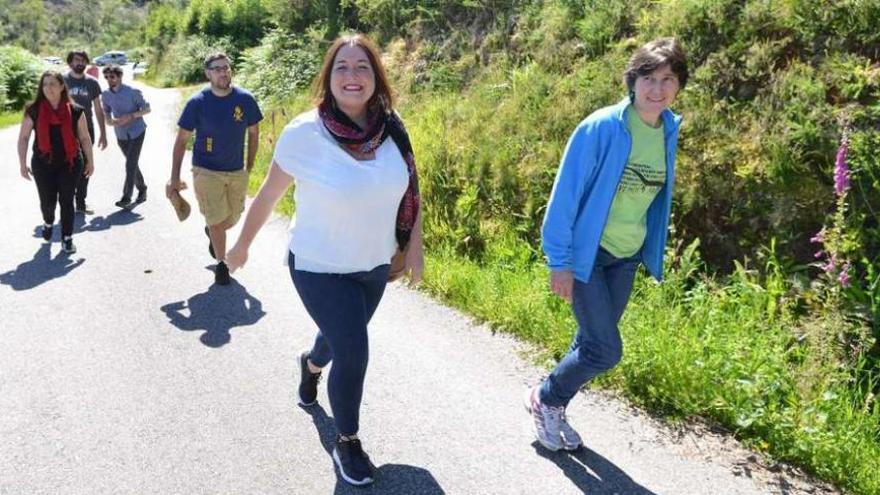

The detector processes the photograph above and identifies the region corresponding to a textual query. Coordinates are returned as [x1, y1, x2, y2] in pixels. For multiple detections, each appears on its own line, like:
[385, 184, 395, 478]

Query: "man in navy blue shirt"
[167, 52, 263, 285]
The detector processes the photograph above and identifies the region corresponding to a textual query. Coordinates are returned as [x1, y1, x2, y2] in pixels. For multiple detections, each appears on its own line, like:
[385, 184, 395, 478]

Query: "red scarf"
[319, 102, 421, 250]
[37, 100, 79, 169]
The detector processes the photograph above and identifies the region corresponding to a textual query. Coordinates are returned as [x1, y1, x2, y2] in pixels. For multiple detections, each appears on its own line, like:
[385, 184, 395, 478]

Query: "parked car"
[94, 51, 127, 66]
[43, 56, 62, 65]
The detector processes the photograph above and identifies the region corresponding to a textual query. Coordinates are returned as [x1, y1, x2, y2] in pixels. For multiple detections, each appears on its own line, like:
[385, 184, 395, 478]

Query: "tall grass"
[0, 110, 22, 129]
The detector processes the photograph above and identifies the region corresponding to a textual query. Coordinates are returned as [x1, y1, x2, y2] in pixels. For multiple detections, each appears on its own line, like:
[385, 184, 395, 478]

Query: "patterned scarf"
[37, 100, 80, 169]
[318, 101, 420, 250]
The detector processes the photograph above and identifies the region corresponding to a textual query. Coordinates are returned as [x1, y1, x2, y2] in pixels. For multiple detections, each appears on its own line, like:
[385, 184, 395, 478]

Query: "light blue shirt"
[101, 84, 149, 140]
[541, 98, 682, 282]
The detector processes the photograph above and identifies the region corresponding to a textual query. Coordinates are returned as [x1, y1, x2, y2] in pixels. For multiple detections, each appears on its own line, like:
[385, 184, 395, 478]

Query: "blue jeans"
[288, 253, 390, 436]
[539, 248, 641, 408]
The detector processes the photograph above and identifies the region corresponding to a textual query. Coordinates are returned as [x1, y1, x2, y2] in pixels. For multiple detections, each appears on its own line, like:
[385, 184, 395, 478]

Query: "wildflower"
[838, 263, 851, 288]
[810, 228, 826, 245]
[834, 133, 850, 196]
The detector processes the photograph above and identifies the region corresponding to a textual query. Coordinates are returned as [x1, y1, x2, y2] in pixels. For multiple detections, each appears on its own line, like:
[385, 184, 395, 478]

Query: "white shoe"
[524, 386, 564, 451]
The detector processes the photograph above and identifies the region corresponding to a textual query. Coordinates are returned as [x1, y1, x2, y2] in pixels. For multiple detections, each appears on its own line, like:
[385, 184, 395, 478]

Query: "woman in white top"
[226, 33, 423, 486]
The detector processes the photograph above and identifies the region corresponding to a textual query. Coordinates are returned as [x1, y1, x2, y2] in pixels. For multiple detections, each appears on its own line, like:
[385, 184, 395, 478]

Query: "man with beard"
[64, 50, 108, 214]
[167, 52, 262, 286]
[101, 64, 150, 209]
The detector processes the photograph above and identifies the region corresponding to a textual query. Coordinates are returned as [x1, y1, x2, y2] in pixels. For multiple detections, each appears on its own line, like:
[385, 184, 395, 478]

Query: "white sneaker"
[524, 386, 564, 451]
[559, 412, 583, 450]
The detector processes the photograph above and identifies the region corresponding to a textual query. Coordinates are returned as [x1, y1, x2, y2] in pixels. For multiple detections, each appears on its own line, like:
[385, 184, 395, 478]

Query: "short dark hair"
[313, 33, 395, 115]
[623, 38, 689, 91]
[102, 64, 123, 77]
[67, 50, 89, 64]
[203, 52, 230, 69]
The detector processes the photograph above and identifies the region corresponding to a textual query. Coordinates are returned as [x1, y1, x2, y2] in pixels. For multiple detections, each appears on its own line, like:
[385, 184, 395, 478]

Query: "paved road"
[0, 75, 833, 494]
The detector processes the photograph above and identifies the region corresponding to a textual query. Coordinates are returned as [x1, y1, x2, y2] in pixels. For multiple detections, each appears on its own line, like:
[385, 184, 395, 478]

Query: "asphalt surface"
[0, 72, 825, 494]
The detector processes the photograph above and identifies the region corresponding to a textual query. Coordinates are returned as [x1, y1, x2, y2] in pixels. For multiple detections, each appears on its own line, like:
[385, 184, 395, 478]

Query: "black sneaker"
[215, 261, 230, 285]
[115, 198, 133, 209]
[76, 203, 94, 215]
[135, 190, 147, 203]
[297, 350, 322, 406]
[41, 224, 53, 241]
[332, 435, 375, 486]
[61, 237, 76, 254]
[205, 226, 215, 259]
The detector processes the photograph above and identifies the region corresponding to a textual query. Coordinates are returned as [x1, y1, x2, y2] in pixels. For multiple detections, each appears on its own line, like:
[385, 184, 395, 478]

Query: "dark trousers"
[118, 131, 147, 201]
[32, 156, 83, 237]
[288, 253, 390, 436]
[75, 120, 94, 208]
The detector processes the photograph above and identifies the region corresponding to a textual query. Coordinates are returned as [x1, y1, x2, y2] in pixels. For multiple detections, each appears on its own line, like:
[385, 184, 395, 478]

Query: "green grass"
[0, 110, 22, 128]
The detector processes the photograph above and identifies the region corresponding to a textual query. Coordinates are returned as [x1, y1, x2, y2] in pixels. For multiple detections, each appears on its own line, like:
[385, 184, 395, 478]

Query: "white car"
[43, 56, 62, 65]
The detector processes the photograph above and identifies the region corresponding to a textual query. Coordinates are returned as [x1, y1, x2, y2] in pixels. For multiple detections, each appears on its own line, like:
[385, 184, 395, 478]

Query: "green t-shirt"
[600, 106, 667, 258]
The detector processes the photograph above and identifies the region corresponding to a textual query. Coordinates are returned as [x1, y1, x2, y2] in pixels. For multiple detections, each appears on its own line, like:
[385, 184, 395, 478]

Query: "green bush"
[237, 29, 322, 106]
[149, 35, 236, 87]
[0, 45, 42, 111]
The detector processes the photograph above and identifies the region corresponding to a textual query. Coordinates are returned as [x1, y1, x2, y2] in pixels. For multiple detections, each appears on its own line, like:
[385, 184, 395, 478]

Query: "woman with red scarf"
[226, 34, 423, 486]
[17, 71, 95, 254]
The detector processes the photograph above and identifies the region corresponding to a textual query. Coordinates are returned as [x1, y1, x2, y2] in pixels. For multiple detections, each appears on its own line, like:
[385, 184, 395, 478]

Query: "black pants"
[32, 156, 84, 237]
[118, 131, 146, 201]
[75, 120, 94, 208]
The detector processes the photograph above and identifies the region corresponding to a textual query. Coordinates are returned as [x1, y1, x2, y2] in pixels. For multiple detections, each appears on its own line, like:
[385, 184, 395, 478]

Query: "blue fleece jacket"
[541, 98, 682, 282]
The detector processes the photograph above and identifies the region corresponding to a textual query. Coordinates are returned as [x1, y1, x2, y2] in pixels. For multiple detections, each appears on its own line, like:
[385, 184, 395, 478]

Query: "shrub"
[0, 45, 42, 111]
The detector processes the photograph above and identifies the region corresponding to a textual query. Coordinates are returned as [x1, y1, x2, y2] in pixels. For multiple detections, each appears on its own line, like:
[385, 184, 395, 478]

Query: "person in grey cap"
[101, 64, 150, 209]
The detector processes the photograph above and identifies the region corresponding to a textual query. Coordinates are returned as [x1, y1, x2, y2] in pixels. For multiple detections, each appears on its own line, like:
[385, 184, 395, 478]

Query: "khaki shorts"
[192, 166, 248, 227]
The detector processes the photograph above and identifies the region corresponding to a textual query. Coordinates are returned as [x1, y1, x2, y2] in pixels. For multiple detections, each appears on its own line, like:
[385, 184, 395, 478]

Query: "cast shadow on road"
[29, 211, 145, 240]
[76, 209, 144, 233]
[0, 243, 84, 291]
[160, 274, 266, 348]
[304, 404, 445, 494]
[532, 442, 657, 494]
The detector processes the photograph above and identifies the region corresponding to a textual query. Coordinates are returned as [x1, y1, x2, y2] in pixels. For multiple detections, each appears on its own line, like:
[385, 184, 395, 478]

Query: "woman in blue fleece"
[525, 38, 689, 451]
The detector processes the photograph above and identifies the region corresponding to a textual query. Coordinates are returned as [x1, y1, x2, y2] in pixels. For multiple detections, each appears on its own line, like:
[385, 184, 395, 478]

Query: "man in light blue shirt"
[101, 64, 151, 209]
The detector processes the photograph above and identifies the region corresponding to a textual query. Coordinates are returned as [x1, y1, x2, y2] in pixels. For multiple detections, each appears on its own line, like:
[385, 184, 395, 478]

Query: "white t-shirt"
[273, 109, 409, 273]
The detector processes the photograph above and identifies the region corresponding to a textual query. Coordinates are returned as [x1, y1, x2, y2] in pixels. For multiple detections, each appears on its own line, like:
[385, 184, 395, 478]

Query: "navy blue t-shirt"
[178, 87, 263, 171]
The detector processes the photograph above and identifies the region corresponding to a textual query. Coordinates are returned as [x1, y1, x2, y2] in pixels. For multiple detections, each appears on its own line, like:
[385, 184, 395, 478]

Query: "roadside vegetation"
[150, 1, 880, 493]
[3, 0, 879, 492]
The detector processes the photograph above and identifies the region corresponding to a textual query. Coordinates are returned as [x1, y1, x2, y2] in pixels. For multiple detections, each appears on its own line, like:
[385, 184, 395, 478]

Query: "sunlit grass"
[0, 110, 22, 129]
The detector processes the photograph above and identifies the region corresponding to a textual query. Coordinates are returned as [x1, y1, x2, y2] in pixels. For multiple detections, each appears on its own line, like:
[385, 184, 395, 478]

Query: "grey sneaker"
[524, 386, 564, 451]
[559, 412, 583, 450]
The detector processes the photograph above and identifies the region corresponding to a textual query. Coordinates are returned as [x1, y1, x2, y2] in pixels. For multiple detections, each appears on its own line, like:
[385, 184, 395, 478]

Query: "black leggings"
[32, 156, 83, 237]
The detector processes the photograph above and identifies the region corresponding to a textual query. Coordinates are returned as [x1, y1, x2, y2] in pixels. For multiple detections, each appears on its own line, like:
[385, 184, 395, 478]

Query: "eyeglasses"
[103, 74, 118, 79]
[207, 65, 231, 73]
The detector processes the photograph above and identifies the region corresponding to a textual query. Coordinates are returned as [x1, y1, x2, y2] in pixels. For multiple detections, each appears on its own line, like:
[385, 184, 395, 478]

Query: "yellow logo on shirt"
[206, 137, 213, 152]
[233, 106, 243, 122]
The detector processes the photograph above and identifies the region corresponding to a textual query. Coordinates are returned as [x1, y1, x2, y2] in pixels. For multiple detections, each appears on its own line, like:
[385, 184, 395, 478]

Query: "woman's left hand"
[83, 161, 94, 178]
[404, 244, 424, 285]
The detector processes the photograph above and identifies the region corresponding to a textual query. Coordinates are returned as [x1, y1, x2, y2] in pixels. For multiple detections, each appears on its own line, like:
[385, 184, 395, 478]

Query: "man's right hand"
[550, 270, 574, 303]
[166, 178, 186, 198]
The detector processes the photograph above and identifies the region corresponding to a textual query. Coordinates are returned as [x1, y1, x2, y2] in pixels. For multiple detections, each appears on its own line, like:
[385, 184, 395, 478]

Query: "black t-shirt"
[27, 103, 84, 166]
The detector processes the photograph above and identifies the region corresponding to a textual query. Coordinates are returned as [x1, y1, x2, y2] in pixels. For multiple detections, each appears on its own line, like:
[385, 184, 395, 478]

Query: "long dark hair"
[313, 33, 395, 115]
[27, 71, 73, 113]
